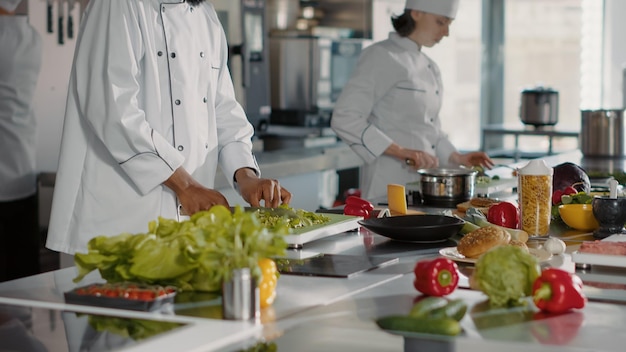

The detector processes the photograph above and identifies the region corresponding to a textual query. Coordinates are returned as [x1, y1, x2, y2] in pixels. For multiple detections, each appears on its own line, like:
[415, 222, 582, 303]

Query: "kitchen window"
[424, 0, 618, 156]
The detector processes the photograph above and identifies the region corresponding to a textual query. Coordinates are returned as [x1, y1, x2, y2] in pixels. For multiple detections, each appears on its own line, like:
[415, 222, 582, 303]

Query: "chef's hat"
[405, 0, 459, 19]
[0, 0, 22, 12]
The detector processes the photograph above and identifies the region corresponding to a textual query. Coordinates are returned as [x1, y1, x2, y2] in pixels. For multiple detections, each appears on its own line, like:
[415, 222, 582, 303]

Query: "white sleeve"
[211, 12, 258, 187]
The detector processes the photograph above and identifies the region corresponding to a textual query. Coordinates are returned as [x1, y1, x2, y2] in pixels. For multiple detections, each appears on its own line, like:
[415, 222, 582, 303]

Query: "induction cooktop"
[275, 254, 399, 278]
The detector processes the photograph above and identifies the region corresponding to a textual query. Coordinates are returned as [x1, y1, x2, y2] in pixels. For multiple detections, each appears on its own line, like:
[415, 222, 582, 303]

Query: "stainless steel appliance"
[413, 168, 477, 207]
[581, 109, 625, 157]
[519, 87, 559, 126]
[213, 0, 271, 132]
[268, 34, 368, 127]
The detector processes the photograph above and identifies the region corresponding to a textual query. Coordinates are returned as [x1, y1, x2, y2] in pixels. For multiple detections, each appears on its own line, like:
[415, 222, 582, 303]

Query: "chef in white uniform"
[0, 0, 42, 281]
[331, 0, 493, 200]
[46, 0, 291, 255]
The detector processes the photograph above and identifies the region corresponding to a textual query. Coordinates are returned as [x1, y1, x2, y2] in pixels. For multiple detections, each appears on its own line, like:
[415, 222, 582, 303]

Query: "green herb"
[73, 205, 290, 291]
[255, 204, 330, 229]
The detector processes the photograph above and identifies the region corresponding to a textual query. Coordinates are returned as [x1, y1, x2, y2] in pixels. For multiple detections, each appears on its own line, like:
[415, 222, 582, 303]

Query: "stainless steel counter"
[12, 150, 626, 351]
[3, 213, 626, 351]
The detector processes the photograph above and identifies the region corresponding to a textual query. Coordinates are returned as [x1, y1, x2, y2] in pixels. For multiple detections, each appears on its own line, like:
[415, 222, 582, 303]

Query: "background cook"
[0, 0, 42, 281]
[331, 0, 493, 200]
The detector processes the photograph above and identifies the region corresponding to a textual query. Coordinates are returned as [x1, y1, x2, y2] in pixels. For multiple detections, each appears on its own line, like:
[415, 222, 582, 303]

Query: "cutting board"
[284, 213, 362, 248]
[474, 178, 518, 196]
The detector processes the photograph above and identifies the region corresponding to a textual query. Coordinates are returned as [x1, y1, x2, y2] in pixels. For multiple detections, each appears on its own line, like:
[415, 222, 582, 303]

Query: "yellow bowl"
[558, 204, 599, 231]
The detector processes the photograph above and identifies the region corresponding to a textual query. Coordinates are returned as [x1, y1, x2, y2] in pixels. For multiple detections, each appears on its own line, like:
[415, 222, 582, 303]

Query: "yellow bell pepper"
[258, 258, 278, 308]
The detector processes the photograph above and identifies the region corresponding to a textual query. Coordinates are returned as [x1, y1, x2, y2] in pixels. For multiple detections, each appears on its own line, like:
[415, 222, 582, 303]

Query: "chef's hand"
[450, 151, 494, 170]
[235, 168, 292, 208]
[164, 167, 229, 215]
[384, 143, 439, 169]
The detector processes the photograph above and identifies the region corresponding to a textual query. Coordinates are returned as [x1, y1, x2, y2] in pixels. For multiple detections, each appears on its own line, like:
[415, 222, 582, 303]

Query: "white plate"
[439, 246, 552, 264]
[571, 234, 626, 268]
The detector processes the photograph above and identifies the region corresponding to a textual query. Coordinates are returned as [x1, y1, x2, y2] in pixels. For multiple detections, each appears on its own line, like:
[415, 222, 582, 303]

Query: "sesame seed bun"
[457, 226, 511, 259]
[508, 239, 529, 253]
[456, 197, 500, 213]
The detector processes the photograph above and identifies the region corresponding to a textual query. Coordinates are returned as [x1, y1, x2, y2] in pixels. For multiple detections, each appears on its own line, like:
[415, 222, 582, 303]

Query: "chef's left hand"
[450, 151, 494, 170]
[235, 168, 292, 208]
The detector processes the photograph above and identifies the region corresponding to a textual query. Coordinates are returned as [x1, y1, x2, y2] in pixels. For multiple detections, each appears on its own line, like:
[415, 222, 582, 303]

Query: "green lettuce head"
[474, 246, 541, 307]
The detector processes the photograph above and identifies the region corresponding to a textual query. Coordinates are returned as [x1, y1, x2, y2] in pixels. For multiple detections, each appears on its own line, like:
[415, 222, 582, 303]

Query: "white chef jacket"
[0, 15, 42, 201]
[331, 32, 457, 200]
[46, 0, 259, 254]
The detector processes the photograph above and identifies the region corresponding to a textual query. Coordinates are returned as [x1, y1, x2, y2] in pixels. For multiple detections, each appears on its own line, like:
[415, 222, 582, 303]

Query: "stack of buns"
[457, 226, 528, 259]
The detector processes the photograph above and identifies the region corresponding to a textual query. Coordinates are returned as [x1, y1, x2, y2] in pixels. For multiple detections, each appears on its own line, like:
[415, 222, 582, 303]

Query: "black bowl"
[358, 215, 464, 243]
[591, 196, 626, 239]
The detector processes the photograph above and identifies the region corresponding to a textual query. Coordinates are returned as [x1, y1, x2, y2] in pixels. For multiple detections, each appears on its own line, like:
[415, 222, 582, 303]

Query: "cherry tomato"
[552, 189, 564, 205]
[564, 186, 578, 195]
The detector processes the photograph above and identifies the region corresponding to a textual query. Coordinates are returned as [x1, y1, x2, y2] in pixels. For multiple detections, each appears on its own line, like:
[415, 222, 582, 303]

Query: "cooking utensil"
[358, 214, 464, 243]
[610, 179, 619, 198]
[415, 168, 477, 207]
[520, 87, 559, 126]
[580, 109, 624, 157]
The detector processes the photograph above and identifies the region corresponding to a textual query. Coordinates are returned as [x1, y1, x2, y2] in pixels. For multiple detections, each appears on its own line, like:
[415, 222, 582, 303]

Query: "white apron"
[0, 16, 42, 201]
[47, 0, 258, 254]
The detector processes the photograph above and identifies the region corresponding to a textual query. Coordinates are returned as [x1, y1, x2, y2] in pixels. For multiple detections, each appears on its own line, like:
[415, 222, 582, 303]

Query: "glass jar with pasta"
[518, 159, 553, 237]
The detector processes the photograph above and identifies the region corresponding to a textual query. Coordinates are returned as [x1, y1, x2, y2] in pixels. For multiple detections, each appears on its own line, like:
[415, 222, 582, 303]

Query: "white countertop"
[3, 216, 626, 351]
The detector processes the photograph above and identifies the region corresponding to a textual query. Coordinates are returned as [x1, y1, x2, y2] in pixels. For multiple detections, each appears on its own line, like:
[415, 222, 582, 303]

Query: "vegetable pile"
[472, 246, 541, 307]
[550, 190, 593, 220]
[343, 196, 374, 219]
[255, 205, 330, 228]
[486, 201, 520, 229]
[532, 268, 586, 314]
[73, 205, 290, 292]
[413, 258, 459, 297]
[376, 296, 467, 336]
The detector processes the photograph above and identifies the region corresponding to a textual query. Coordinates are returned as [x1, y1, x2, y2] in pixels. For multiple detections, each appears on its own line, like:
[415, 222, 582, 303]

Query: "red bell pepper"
[532, 268, 587, 313]
[344, 196, 374, 219]
[487, 201, 520, 229]
[413, 258, 459, 296]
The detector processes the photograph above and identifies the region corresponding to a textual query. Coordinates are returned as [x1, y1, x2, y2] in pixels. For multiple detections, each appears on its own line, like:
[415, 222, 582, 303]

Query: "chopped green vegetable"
[255, 204, 330, 229]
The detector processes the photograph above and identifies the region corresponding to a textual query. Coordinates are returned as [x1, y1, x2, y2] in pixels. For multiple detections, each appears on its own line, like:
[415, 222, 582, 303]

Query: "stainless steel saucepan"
[413, 168, 478, 207]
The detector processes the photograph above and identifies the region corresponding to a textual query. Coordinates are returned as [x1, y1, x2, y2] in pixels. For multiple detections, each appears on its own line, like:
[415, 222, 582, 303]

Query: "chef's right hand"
[164, 168, 229, 215]
[384, 143, 439, 169]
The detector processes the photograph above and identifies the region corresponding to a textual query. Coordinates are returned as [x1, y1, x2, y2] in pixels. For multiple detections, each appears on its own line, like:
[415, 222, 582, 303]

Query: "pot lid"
[417, 168, 477, 176]
[522, 86, 558, 94]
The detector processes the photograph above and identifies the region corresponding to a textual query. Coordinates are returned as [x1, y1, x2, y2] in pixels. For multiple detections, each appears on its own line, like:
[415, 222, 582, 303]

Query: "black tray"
[64, 283, 176, 312]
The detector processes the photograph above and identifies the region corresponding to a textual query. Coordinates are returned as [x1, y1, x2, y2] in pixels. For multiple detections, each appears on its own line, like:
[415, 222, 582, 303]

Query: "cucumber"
[460, 221, 480, 235]
[376, 316, 461, 336]
[409, 296, 449, 318]
[427, 299, 468, 321]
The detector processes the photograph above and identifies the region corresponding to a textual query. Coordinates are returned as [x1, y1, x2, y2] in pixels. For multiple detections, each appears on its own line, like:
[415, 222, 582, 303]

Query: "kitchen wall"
[29, 0, 79, 172]
[604, 0, 626, 109]
[29, 0, 626, 174]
